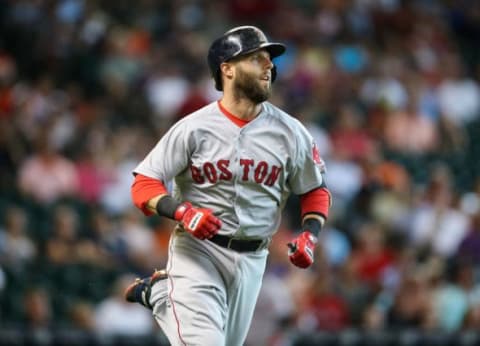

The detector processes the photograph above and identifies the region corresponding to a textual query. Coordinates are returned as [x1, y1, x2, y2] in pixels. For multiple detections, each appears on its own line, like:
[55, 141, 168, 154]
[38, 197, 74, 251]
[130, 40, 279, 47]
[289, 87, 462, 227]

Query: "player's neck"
[219, 95, 262, 121]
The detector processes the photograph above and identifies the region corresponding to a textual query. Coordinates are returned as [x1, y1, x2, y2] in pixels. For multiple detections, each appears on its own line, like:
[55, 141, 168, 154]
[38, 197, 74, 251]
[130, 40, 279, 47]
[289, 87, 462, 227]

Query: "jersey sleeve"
[288, 123, 326, 195]
[133, 119, 191, 183]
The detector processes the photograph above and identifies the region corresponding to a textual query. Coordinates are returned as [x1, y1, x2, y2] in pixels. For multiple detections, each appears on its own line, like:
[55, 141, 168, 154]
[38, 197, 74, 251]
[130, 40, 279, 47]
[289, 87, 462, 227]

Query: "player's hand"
[287, 231, 317, 269]
[174, 202, 222, 240]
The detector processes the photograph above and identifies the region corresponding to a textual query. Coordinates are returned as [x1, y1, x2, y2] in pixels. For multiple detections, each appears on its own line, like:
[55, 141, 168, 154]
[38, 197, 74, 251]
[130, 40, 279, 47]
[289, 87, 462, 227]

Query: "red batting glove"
[174, 202, 222, 240]
[287, 231, 318, 269]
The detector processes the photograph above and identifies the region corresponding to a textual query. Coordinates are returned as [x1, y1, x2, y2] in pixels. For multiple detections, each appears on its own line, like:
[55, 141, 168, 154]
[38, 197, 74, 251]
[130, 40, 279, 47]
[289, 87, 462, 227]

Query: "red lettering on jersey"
[254, 161, 268, 183]
[191, 159, 282, 187]
[240, 159, 254, 181]
[265, 165, 282, 186]
[190, 165, 205, 183]
[203, 162, 217, 183]
[217, 159, 232, 180]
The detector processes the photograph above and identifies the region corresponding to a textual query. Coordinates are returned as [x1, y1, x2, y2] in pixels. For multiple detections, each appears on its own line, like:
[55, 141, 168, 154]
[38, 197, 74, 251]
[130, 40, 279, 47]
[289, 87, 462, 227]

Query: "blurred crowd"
[0, 0, 480, 345]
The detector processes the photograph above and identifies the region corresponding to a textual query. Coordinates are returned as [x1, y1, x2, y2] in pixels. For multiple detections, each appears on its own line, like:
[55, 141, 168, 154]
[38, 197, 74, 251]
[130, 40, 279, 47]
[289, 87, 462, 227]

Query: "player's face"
[233, 50, 274, 104]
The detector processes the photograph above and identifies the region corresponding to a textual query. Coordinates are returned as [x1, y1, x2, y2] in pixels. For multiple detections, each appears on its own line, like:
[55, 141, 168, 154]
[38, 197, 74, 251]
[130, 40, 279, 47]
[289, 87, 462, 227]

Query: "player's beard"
[233, 66, 271, 104]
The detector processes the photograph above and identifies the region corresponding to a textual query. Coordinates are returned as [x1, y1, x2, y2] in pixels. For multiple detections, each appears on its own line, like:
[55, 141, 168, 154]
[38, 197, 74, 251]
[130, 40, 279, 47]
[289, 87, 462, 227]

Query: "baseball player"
[125, 26, 331, 346]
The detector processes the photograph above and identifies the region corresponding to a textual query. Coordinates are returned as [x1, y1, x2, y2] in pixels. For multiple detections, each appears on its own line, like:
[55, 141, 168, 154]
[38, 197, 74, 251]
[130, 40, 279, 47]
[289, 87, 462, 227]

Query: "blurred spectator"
[437, 54, 480, 126]
[68, 301, 96, 332]
[458, 261, 480, 308]
[337, 257, 371, 326]
[460, 178, 480, 217]
[463, 304, 480, 330]
[456, 212, 480, 265]
[87, 209, 128, 266]
[14, 76, 73, 145]
[432, 265, 470, 332]
[324, 146, 363, 212]
[0, 53, 16, 119]
[117, 209, 161, 274]
[0, 118, 26, 192]
[383, 99, 439, 154]
[366, 147, 410, 193]
[45, 204, 83, 266]
[329, 103, 374, 161]
[409, 164, 470, 257]
[145, 62, 190, 125]
[362, 144, 412, 230]
[318, 225, 351, 267]
[362, 302, 385, 331]
[296, 264, 350, 332]
[17, 135, 79, 204]
[22, 287, 53, 332]
[94, 274, 154, 336]
[45, 204, 108, 267]
[99, 128, 143, 216]
[386, 273, 435, 330]
[0, 206, 37, 268]
[75, 148, 115, 204]
[99, 26, 145, 100]
[350, 222, 395, 290]
[360, 57, 408, 111]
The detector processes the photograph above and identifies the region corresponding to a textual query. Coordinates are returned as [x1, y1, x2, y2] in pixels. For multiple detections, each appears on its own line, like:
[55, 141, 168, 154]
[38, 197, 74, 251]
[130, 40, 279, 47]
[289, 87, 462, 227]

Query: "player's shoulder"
[178, 101, 219, 123]
[262, 102, 310, 133]
[169, 101, 219, 131]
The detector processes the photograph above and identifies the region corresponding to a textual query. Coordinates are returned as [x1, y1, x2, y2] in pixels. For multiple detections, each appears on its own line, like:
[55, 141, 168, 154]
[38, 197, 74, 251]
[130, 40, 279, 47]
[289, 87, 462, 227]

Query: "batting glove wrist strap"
[156, 195, 183, 219]
[287, 231, 318, 269]
[173, 202, 193, 221]
[302, 218, 322, 237]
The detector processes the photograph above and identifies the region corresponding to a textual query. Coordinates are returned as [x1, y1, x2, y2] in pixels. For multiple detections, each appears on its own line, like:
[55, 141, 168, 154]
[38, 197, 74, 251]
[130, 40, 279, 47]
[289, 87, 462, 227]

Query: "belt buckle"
[227, 237, 234, 249]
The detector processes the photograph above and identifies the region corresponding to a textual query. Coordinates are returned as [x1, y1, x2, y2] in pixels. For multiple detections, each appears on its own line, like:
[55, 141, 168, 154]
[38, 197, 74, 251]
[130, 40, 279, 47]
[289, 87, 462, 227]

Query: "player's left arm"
[288, 182, 332, 269]
[286, 122, 332, 269]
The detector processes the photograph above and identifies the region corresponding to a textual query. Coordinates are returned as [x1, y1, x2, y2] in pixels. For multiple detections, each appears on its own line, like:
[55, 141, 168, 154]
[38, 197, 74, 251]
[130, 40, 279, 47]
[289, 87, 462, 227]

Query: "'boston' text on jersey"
[190, 159, 282, 186]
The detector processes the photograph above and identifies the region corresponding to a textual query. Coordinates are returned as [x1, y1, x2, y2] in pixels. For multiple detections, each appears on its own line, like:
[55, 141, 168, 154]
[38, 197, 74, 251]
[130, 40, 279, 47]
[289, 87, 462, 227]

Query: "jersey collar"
[217, 100, 253, 128]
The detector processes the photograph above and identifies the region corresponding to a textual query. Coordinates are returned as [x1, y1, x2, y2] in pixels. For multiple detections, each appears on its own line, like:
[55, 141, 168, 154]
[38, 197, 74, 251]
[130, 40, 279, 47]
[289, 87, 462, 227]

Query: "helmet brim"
[262, 43, 286, 59]
[230, 42, 286, 61]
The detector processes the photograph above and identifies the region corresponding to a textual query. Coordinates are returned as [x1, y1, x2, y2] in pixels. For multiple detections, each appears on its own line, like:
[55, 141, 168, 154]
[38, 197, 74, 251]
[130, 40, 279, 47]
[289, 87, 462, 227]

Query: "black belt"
[208, 234, 267, 252]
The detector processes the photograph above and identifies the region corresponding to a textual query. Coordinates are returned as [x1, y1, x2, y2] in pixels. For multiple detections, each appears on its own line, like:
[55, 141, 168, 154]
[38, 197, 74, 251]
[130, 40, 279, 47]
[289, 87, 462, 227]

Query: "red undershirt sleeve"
[131, 174, 169, 216]
[299, 187, 332, 220]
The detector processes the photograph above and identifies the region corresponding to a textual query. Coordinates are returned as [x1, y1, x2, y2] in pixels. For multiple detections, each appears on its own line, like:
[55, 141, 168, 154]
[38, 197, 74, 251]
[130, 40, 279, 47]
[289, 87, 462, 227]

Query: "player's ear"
[220, 62, 234, 80]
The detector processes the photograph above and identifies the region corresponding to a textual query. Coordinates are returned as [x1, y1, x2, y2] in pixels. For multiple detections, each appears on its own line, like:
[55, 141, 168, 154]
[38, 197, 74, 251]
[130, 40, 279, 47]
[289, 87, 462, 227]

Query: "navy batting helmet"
[207, 26, 286, 91]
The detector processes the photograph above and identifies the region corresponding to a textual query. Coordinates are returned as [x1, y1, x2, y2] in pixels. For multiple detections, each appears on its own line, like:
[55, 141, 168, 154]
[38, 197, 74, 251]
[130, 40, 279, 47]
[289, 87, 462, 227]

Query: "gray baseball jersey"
[134, 100, 325, 345]
[134, 100, 324, 239]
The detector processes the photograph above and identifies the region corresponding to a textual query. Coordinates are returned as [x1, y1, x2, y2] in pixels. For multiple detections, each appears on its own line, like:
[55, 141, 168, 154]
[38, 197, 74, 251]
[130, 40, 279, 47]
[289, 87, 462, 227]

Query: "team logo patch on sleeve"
[312, 142, 326, 171]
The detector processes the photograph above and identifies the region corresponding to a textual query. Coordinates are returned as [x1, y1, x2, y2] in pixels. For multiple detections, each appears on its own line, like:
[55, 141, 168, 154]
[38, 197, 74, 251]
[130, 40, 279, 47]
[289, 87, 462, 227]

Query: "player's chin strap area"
[208, 234, 270, 252]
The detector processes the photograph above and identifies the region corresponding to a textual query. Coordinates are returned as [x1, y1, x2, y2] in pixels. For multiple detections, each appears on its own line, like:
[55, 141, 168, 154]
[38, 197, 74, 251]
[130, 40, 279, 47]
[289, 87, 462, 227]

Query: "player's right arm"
[131, 117, 221, 240]
[131, 174, 221, 240]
